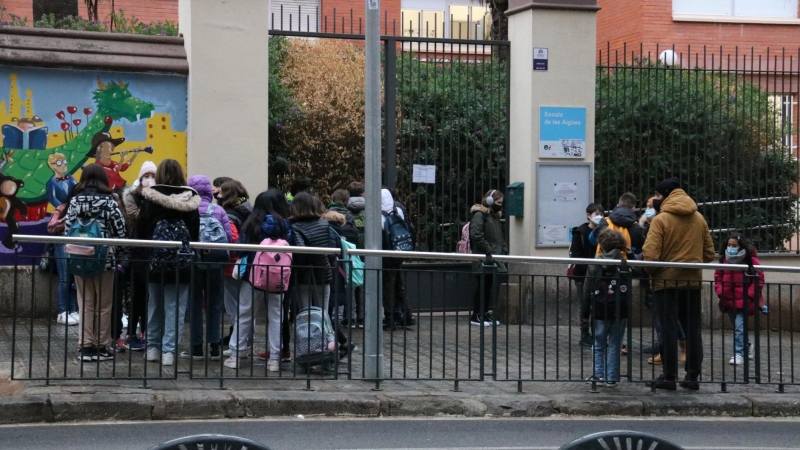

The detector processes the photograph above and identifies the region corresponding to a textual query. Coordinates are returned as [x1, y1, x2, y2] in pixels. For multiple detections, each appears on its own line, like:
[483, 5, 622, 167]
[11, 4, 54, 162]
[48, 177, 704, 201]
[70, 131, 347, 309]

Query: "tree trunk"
[84, 0, 98, 22]
[487, 0, 508, 61]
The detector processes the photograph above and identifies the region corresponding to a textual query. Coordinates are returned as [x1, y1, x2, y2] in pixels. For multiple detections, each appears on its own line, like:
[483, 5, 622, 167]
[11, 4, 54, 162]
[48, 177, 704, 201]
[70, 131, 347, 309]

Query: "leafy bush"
[19, 9, 179, 36]
[34, 13, 105, 31]
[110, 10, 178, 36]
[0, 7, 29, 26]
[595, 59, 799, 251]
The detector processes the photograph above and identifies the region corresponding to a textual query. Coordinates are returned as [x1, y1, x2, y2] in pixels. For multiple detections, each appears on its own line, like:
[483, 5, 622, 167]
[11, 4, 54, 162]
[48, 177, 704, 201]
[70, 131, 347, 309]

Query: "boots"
[648, 353, 662, 365]
[679, 340, 687, 363]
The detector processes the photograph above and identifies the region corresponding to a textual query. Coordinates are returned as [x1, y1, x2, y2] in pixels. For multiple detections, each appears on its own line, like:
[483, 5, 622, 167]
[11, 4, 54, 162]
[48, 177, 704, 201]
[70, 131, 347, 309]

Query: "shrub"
[25, 9, 178, 36]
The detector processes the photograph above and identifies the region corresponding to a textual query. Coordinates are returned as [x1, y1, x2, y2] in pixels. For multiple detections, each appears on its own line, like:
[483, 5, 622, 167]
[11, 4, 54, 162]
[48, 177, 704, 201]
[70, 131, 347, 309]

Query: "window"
[33, 0, 78, 22]
[401, 9, 445, 38]
[401, 1, 491, 39]
[270, 0, 320, 32]
[770, 94, 798, 153]
[673, 0, 798, 19]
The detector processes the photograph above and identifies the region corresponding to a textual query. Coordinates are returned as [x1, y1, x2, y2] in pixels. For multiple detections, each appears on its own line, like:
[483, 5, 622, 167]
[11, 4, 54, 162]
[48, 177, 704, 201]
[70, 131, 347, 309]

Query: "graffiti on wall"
[0, 68, 187, 264]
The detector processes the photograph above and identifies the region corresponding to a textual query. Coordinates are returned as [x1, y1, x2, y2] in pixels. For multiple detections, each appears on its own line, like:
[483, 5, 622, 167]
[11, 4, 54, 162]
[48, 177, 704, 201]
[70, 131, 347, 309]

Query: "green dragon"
[0, 78, 155, 203]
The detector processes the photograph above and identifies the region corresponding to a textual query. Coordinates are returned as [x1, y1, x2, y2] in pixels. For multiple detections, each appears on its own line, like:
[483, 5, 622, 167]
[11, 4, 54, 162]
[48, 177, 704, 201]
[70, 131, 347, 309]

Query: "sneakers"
[729, 354, 744, 365]
[646, 374, 677, 391]
[115, 338, 128, 353]
[257, 350, 292, 362]
[223, 355, 245, 369]
[127, 335, 146, 352]
[641, 345, 659, 354]
[648, 353, 663, 365]
[146, 347, 161, 362]
[585, 376, 604, 384]
[483, 312, 500, 326]
[96, 347, 114, 361]
[78, 346, 94, 362]
[579, 334, 593, 348]
[57, 312, 79, 326]
[162, 352, 175, 366]
[605, 381, 618, 388]
[469, 313, 492, 327]
[267, 359, 280, 372]
[180, 345, 205, 360]
[209, 343, 221, 360]
[69, 312, 80, 324]
[223, 346, 250, 358]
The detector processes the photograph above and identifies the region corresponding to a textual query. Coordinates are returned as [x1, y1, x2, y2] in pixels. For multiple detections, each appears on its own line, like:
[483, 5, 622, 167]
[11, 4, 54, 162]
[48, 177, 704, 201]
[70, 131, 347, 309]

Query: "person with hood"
[584, 229, 630, 388]
[468, 189, 508, 327]
[328, 189, 359, 244]
[182, 175, 233, 361]
[62, 164, 127, 362]
[714, 233, 767, 366]
[346, 181, 366, 327]
[590, 192, 646, 258]
[380, 188, 416, 330]
[136, 159, 200, 367]
[569, 203, 605, 346]
[217, 179, 252, 347]
[121, 160, 157, 351]
[643, 177, 715, 391]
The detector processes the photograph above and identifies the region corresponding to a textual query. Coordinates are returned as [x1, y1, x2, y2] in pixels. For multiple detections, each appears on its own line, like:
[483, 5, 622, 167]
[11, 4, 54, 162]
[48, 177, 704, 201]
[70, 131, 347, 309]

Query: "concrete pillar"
[179, 0, 270, 196]
[506, 0, 599, 258]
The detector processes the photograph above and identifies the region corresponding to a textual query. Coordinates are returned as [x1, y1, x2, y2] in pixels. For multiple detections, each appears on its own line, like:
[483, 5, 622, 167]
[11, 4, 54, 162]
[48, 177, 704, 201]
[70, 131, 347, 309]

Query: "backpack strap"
[206, 203, 216, 216]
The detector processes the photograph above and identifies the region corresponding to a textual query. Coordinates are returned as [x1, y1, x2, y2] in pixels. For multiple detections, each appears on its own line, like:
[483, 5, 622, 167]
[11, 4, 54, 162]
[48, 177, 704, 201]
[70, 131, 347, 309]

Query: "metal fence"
[6, 235, 800, 393]
[596, 44, 800, 253]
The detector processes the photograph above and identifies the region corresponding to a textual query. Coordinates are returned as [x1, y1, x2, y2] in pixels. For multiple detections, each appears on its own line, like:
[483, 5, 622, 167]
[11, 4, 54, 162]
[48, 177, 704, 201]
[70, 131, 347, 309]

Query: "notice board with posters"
[536, 162, 594, 248]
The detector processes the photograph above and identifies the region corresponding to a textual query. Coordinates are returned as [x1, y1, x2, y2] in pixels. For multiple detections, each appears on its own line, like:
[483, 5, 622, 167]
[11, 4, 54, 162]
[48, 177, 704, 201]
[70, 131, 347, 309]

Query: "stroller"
[294, 306, 337, 373]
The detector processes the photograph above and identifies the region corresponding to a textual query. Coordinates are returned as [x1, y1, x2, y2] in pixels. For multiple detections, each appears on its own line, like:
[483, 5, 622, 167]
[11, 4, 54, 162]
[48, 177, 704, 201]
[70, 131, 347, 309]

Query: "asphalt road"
[1, 417, 799, 450]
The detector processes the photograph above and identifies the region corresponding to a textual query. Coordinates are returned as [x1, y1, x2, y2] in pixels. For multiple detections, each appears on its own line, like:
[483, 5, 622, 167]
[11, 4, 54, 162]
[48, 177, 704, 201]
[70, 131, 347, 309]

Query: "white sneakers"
[729, 354, 744, 365]
[56, 312, 79, 326]
[146, 347, 161, 362]
[162, 352, 175, 366]
[267, 359, 280, 373]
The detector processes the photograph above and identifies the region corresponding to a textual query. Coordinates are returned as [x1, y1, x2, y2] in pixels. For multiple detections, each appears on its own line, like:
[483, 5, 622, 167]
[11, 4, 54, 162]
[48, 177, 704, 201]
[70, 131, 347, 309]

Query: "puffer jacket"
[292, 218, 334, 285]
[469, 204, 508, 272]
[225, 200, 253, 230]
[136, 185, 201, 283]
[328, 202, 355, 225]
[591, 205, 646, 255]
[569, 222, 597, 278]
[715, 258, 765, 315]
[642, 189, 715, 291]
[63, 189, 127, 270]
[188, 175, 233, 243]
[583, 248, 630, 320]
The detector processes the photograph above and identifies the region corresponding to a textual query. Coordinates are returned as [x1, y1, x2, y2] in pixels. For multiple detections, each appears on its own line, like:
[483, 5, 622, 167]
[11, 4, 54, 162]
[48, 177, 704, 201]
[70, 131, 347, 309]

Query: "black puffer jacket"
[569, 222, 597, 278]
[292, 218, 334, 285]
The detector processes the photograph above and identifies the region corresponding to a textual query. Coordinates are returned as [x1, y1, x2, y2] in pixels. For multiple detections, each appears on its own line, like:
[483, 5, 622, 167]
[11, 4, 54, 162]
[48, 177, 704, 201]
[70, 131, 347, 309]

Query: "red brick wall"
[596, 0, 643, 63]
[79, 0, 178, 26]
[320, 0, 401, 35]
[1, 0, 32, 24]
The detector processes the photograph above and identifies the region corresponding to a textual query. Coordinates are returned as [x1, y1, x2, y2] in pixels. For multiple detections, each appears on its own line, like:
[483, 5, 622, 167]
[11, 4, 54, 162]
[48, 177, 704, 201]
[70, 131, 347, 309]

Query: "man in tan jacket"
[643, 177, 715, 391]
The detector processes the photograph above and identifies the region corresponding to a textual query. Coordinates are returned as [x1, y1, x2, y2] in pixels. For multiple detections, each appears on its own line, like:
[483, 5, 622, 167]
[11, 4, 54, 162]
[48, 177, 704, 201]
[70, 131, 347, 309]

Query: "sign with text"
[539, 106, 586, 158]
[533, 47, 548, 71]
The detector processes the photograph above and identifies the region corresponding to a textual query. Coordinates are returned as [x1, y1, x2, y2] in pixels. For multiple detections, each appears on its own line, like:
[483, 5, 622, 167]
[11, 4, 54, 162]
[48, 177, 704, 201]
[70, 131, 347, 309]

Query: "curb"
[0, 390, 798, 424]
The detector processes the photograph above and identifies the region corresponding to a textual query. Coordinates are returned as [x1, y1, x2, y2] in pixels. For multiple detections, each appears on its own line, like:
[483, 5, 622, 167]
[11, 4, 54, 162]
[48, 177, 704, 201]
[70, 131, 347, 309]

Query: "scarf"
[725, 249, 747, 265]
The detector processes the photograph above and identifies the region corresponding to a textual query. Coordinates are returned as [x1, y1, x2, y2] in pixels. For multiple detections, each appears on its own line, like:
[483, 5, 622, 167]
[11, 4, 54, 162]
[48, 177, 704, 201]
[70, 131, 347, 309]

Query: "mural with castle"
[0, 68, 188, 264]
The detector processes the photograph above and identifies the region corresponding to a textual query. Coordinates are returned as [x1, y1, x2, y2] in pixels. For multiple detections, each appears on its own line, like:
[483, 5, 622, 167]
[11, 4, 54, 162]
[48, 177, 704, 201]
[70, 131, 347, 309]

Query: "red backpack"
[455, 222, 471, 254]
[249, 238, 293, 293]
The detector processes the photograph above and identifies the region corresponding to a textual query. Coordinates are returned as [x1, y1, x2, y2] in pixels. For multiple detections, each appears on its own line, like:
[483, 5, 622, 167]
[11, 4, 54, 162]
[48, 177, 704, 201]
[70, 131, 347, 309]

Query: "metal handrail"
[14, 234, 800, 274]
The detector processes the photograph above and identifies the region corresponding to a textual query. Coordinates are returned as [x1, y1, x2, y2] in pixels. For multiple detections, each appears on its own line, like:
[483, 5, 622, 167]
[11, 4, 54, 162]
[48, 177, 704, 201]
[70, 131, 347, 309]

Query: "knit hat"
[138, 161, 157, 182]
[655, 177, 681, 198]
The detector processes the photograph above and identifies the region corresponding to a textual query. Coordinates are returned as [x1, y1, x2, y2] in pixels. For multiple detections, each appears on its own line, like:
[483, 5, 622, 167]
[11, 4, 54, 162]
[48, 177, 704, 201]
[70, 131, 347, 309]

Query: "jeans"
[54, 244, 78, 314]
[147, 282, 190, 354]
[727, 311, 745, 356]
[654, 289, 703, 381]
[593, 318, 627, 382]
[190, 267, 225, 347]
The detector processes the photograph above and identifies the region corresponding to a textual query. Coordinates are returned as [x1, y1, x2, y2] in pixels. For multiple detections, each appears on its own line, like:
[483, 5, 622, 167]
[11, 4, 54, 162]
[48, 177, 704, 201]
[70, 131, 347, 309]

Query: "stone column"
[179, 0, 270, 196]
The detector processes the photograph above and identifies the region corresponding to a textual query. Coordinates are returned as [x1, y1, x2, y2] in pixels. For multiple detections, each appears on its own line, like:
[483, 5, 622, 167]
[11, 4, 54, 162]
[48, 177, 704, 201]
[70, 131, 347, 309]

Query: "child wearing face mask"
[714, 233, 767, 366]
[569, 203, 605, 347]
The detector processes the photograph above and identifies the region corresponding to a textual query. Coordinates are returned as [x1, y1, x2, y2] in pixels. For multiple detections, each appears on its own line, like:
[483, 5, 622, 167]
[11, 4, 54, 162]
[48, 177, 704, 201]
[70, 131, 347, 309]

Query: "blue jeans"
[147, 282, 189, 354]
[727, 311, 745, 356]
[593, 319, 627, 382]
[190, 268, 224, 347]
[54, 244, 78, 314]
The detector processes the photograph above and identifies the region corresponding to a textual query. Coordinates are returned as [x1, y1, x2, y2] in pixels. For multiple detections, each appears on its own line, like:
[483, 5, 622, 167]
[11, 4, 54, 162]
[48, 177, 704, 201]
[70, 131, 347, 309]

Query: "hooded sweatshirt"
[591, 205, 646, 254]
[380, 189, 403, 228]
[63, 188, 128, 270]
[347, 196, 365, 215]
[583, 248, 629, 320]
[188, 175, 233, 243]
[643, 189, 715, 290]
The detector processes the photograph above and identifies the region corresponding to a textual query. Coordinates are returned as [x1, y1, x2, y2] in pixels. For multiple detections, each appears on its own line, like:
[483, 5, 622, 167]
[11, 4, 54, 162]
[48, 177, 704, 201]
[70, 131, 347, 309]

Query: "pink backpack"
[249, 238, 293, 293]
[455, 222, 471, 254]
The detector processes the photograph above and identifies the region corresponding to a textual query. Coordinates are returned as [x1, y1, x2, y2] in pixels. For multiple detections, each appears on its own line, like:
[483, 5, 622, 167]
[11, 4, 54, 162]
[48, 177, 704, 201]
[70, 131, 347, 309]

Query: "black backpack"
[590, 266, 629, 318]
[382, 209, 414, 252]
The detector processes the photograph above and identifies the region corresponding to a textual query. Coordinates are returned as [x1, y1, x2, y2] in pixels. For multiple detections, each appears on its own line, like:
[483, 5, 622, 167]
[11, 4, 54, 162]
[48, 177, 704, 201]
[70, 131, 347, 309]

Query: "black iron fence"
[6, 235, 800, 392]
[596, 44, 800, 253]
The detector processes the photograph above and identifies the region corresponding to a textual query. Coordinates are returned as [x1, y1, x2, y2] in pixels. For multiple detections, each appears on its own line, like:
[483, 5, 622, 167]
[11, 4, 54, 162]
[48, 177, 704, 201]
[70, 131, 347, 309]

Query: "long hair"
[481, 189, 504, 208]
[290, 192, 321, 221]
[156, 159, 186, 186]
[719, 232, 755, 265]
[73, 163, 112, 196]
[242, 189, 290, 243]
[219, 180, 249, 209]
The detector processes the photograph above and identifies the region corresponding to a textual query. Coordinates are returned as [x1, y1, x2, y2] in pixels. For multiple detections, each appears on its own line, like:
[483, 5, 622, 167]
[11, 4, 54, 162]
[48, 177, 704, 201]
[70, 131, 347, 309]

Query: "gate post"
[506, 0, 599, 259]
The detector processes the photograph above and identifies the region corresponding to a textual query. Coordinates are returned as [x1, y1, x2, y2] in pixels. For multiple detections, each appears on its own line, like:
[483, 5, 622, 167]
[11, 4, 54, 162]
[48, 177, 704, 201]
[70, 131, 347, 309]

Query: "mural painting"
[0, 68, 187, 265]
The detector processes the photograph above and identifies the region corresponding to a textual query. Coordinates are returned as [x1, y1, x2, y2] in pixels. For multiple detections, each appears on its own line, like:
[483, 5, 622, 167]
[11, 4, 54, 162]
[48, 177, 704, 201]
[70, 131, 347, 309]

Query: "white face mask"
[645, 208, 656, 219]
[142, 178, 155, 188]
[590, 215, 603, 225]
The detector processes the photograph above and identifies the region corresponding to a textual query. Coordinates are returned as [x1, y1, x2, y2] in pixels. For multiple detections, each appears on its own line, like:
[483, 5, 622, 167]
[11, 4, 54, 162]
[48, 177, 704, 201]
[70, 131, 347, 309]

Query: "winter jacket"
[62, 189, 128, 270]
[135, 185, 201, 284]
[292, 218, 334, 285]
[328, 202, 356, 225]
[591, 205, 646, 255]
[714, 258, 765, 315]
[188, 175, 233, 243]
[123, 188, 144, 223]
[583, 248, 630, 320]
[347, 197, 366, 248]
[225, 200, 253, 230]
[469, 204, 508, 272]
[642, 189, 715, 291]
[569, 222, 597, 279]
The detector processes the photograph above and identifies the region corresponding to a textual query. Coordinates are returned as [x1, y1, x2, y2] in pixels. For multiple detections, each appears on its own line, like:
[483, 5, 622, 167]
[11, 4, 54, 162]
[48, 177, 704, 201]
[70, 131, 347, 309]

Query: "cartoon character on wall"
[2, 116, 48, 150]
[87, 131, 132, 191]
[0, 174, 27, 249]
[46, 152, 76, 207]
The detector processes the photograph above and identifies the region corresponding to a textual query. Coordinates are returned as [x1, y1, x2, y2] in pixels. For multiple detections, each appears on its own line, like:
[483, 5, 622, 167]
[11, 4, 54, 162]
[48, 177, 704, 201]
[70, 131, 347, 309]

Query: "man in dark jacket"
[591, 192, 646, 257]
[569, 203, 605, 346]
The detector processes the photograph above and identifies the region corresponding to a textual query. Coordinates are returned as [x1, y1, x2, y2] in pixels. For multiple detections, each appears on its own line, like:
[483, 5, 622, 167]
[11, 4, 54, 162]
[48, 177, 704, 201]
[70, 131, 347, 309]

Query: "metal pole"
[364, 0, 384, 380]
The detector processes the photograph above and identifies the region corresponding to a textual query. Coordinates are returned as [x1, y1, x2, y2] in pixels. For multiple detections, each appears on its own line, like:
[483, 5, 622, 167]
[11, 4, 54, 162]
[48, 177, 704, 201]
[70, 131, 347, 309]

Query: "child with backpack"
[346, 181, 366, 327]
[467, 189, 508, 327]
[217, 179, 252, 346]
[182, 175, 233, 361]
[568, 203, 605, 346]
[226, 189, 293, 372]
[135, 159, 200, 367]
[714, 233, 767, 366]
[380, 188, 416, 330]
[584, 229, 631, 387]
[62, 164, 127, 362]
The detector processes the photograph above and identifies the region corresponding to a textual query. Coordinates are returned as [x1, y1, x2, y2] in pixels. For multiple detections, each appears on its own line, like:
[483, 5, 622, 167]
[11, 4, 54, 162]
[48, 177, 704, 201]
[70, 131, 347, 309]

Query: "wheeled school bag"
[294, 306, 336, 373]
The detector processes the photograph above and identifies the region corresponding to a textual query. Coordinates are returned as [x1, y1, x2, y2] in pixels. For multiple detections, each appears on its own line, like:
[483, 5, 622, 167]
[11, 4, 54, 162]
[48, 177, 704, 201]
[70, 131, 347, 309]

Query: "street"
[1, 417, 799, 450]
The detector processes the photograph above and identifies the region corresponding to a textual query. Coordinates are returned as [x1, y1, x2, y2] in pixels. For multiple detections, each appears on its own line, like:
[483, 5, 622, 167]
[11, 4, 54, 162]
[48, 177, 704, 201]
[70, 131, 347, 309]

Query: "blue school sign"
[539, 106, 586, 158]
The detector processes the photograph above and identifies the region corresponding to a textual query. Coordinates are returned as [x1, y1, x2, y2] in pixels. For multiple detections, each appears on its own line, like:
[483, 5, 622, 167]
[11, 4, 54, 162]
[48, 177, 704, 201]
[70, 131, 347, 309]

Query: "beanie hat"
[655, 177, 682, 198]
[138, 161, 157, 182]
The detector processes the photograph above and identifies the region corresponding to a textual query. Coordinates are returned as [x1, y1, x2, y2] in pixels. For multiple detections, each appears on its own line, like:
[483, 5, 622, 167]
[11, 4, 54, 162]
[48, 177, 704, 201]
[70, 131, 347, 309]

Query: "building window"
[33, 0, 78, 22]
[673, 0, 798, 18]
[770, 94, 798, 153]
[271, 0, 320, 32]
[402, 1, 490, 39]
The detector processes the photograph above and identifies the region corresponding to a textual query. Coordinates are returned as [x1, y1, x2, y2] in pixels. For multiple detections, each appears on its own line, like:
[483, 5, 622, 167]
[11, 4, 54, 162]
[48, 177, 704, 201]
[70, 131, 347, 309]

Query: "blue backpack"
[65, 216, 108, 277]
[149, 218, 193, 272]
[382, 209, 414, 252]
[198, 203, 229, 265]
